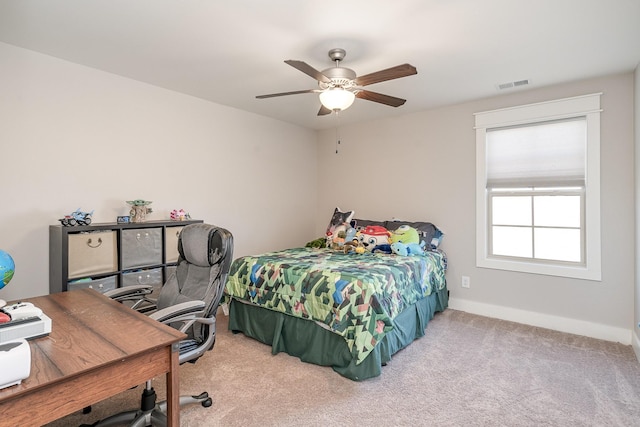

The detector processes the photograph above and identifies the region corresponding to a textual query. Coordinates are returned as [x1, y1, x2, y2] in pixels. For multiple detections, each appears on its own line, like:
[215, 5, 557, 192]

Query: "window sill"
[477, 256, 601, 281]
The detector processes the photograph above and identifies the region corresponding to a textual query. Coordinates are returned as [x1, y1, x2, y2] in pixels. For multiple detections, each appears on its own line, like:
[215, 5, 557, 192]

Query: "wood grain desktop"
[0, 288, 185, 426]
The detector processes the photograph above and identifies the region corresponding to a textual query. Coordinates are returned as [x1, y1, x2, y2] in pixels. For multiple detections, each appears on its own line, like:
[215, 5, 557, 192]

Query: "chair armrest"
[104, 285, 153, 299]
[104, 285, 157, 312]
[149, 300, 205, 323]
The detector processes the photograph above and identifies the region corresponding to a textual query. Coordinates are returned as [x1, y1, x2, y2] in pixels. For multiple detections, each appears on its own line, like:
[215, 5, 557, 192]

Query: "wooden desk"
[0, 288, 186, 426]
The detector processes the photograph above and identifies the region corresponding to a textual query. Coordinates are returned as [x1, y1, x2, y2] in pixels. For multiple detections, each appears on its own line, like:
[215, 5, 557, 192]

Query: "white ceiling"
[1, 0, 639, 131]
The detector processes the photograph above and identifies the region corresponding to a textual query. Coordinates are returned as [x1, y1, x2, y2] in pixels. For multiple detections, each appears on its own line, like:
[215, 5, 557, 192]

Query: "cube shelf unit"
[49, 219, 203, 294]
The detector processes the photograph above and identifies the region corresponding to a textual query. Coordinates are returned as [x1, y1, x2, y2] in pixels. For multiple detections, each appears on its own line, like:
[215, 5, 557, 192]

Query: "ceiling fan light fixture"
[319, 88, 355, 111]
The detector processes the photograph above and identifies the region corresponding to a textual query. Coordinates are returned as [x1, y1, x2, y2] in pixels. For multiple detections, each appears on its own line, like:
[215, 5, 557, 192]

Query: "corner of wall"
[635, 62, 640, 362]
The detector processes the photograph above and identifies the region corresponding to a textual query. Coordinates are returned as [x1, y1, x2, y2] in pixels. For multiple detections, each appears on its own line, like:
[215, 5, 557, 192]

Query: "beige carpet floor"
[46, 309, 640, 427]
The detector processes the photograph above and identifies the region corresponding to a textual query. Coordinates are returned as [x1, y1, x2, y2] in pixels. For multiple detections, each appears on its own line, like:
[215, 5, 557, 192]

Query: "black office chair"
[84, 223, 234, 427]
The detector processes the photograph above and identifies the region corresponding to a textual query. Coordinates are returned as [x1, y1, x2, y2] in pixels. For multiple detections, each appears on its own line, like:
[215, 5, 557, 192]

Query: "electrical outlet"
[461, 276, 470, 288]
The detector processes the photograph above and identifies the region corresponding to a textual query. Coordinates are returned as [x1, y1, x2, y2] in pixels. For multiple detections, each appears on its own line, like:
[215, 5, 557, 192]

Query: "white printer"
[0, 339, 31, 389]
[0, 299, 50, 389]
[0, 301, 51, 344]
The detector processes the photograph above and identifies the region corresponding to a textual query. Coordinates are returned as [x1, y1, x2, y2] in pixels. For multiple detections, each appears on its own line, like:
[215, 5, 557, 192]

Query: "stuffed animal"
[332, 228, 347, 246]
[344, 226, 358, 243]
[372, 244, 393, 254]
[305, 237, 327, 249]
[329, 226, 360, 251]
[390, 225, 420, 245]
[343, 240, 366, 254]
[391, 241, 425, 256]
[358, 225, 391, 252]
[325, 207, 355, 247]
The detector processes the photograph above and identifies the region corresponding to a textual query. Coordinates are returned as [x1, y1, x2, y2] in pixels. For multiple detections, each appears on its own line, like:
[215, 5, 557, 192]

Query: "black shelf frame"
[49, 219, 203, 294]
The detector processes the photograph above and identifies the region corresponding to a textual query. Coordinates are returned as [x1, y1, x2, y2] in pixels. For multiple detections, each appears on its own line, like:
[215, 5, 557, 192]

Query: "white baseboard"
[633, 330, 640, 363]
[449, 297, 632, 345]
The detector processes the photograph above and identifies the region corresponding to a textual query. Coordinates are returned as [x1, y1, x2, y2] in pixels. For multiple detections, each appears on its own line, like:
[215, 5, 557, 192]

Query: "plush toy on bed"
[305, 237, 327, 249]
[343, 239, 366, 254]
[344, 226, 358, 243]
[390, 225, 420, 245]
[371, 243, 393, 254]
[329, 225, 361, 251]
[358, 225, 391, 252]
[391, 241, 425, 256]
[325, 207, 355, 248]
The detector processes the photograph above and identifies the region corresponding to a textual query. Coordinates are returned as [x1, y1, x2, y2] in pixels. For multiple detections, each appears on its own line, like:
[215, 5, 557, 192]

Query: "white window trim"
[475, 93, 602, 281]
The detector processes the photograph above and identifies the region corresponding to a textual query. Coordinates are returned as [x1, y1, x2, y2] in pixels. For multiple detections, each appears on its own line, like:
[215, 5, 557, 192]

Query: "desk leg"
[166, 342, 181, 426]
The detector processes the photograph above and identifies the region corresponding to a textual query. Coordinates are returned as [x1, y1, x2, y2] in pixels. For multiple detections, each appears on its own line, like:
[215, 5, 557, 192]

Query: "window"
[489, 187, 583, 263]
[475, 94, 601, 280]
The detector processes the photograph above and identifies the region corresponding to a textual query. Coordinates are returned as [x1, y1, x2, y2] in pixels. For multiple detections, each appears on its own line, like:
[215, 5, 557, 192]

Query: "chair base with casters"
[82, 223, 233, 427]
[80, 380, 212, 427]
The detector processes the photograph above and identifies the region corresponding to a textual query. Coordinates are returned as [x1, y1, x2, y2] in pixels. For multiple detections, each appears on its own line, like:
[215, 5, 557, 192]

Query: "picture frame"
[117, 216, 130, 224]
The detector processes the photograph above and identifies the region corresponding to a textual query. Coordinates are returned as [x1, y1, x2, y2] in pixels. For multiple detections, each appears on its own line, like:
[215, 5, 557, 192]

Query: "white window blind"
[486, 118, 586, 188]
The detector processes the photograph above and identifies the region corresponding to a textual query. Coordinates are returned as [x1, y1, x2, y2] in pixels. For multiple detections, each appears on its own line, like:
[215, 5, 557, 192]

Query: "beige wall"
[0, 42, 318, 301]
[634, 63, 640, 360]
[317, 73, 635, 344]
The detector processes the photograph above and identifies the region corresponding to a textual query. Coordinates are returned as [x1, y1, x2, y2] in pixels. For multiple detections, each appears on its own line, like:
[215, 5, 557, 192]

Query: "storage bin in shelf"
[165, 225, 185, 264]
[123, 267, 164, 300]
[67, 231, 117, 279]
[67, 275, 117, 293]
[121, 228, 162, 269]
[122, 268, 163, 288]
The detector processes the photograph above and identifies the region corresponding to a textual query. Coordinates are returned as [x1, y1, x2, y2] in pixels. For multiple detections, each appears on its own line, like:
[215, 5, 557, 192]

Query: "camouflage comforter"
[225, 247, 447, 365]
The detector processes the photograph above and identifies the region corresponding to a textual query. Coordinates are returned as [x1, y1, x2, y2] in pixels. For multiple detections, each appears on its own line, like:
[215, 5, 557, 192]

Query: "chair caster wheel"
[202, 397, 213, 408]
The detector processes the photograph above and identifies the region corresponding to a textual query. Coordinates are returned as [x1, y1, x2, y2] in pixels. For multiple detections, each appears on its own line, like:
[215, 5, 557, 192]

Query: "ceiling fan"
[256, 48, 418, 116]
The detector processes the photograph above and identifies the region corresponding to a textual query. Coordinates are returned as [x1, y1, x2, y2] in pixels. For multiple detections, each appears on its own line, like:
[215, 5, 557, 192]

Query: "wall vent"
[496, 79, 530, 90]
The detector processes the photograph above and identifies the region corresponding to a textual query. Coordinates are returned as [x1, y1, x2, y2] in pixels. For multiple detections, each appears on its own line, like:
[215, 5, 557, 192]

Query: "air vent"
[496, 79, 530, 90]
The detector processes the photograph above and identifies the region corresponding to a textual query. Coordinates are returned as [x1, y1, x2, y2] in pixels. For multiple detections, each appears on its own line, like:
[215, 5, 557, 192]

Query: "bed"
[225, 217, 448, 381]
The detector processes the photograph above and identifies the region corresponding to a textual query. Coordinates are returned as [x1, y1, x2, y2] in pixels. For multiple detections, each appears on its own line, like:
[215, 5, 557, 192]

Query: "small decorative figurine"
[170, 209, 190, 221]
[127, 199, 153, 223]
[59, 208, 93, 226]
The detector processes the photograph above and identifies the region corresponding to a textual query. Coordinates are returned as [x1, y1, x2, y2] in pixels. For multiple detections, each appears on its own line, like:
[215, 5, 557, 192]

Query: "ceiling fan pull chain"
[335, 111, 342, 154]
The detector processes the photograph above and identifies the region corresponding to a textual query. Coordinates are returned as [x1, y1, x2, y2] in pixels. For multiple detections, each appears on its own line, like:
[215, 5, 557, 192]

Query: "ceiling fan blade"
[317, 105, 332, 116]
[354, 63, 417, 87]
[285, 60, 332, 83]
[355, 90, 407, 107]
[256, 89, 320, 99]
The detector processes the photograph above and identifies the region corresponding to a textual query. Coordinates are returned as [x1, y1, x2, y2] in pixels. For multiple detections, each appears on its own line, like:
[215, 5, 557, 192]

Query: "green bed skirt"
[228, 285, 448, 381]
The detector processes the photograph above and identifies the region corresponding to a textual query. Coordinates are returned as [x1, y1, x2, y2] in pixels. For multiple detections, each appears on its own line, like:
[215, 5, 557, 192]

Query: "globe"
[0, 249, 15, 291]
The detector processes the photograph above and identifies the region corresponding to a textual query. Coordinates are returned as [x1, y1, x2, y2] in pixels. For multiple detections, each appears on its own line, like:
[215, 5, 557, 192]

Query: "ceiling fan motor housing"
[319, 67, 357, 90]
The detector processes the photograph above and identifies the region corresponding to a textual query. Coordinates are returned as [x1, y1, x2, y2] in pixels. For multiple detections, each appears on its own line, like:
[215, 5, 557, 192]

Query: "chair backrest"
[156, 223, 233, 361]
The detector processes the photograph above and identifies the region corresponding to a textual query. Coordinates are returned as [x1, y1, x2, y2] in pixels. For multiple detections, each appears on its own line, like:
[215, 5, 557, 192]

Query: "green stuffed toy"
[305, 237, 327, 248]
[390, 225, 420, 245]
